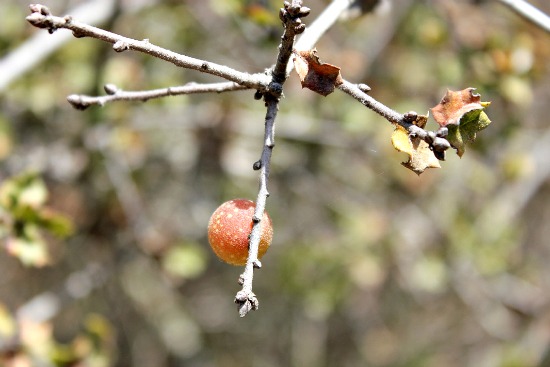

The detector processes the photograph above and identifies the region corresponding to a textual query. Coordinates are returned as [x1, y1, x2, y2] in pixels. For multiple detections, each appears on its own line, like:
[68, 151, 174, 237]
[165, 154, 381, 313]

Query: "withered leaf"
[391, 116, 440, 175]
[431, 88, 491, 157]
[431, 88, 483, 127]
[293, 49, 343, 96]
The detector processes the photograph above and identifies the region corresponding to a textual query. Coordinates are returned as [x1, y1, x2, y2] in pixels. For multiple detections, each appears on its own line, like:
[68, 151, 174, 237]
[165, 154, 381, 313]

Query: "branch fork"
[26, 0, 465, 317]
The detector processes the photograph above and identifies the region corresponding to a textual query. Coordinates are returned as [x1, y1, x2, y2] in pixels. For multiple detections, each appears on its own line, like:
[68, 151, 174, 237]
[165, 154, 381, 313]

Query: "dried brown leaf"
[431, 88, 483, 127]
[293, 49, 343, 96]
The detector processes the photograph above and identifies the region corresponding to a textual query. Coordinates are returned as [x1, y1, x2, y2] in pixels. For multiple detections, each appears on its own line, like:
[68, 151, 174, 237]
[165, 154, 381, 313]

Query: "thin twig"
[337, 79, 404, 124]
[26, 4, 271, 90]
[337, 79, 451, 153]
[66, 82, 249, 109]
[496, 0, 550, 34]
[235, 96, 278, 317]
[235, 0, 308, 317]
[0, 0, 118, 92]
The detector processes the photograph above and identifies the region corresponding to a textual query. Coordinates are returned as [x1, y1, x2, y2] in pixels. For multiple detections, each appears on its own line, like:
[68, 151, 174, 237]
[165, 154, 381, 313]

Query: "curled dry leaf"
[431, 88, 483, 127]
[446, 107, 491, 157]
[431, 88, 491, 157]
[293, 49, 343, 96]
[391, 114, 441, 175]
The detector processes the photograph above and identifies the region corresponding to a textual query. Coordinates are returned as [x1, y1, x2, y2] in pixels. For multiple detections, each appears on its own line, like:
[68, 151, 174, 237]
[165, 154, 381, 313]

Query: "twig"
[0, 0, 118, 92]
[26, 4, 271, 90]
[497, 0, 550, 34]
[235, 0, 309, 317]
[235, 96, 278, 317]
[337, 79, 451, 154]
[66, 82, 249, 109]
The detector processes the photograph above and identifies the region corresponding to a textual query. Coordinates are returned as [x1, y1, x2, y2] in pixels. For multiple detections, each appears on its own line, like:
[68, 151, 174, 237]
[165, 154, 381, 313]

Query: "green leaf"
[38, 208, 74, 238]
[0, 172, 48, 210]
[6, 226, 49, 267]
[447, 109, 492, 157]
[162, 243, 207, 279]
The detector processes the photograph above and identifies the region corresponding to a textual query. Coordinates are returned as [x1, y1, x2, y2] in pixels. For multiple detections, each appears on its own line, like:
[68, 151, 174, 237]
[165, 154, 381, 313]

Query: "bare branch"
[66, 82, 249, 109]
[235, 0, 309, 317]
[337, 79, 451, 155]
[0, 0, 118, 92]
[497, 0, 550, 34]
[235, 96, 278, 317]
[26, 4, 271, 90]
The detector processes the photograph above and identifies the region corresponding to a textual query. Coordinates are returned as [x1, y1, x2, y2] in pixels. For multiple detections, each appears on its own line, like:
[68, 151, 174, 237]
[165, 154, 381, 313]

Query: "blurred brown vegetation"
[1, 0, 550, 366]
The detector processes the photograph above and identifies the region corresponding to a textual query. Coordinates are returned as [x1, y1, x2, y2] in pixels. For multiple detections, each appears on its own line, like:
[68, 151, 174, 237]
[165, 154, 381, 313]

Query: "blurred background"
[1, 0, 550, 366]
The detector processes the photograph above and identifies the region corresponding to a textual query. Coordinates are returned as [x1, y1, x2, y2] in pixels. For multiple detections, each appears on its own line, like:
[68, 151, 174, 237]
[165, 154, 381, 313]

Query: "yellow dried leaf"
[391, 125, 440, 175]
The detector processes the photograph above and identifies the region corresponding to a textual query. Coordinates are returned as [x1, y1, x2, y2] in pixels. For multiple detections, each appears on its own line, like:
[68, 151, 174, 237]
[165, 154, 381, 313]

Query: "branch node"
[408, 125, 427, 139]
[425, 131, 436, 145]
[294, 23, 307, 34]
[30, 4, 51, 16]
[358, 83, 371, 93]
[280, 1, 309, 30]
[235, 291, 259, 317]
[279, 8, 287, 22]
[298, 6, 311, 17]
[404, 111, 418, 123]
[436, 126, 449, 138]
[67, 94, 89, 110]
[252, 160, 262, 170]
[268, 81, 283, 98]
[113, 40, 130, 52]
[104, 84, 118, 95]
[252, 215, 261, 223]
[201, 62, 209, 70]
[72, 29, 86, 38]
[253, 260, 262, 269]
[432, 137, 451, 152]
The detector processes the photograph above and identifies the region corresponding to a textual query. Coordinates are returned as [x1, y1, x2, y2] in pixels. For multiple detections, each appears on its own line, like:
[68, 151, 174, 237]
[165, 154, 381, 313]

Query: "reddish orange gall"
[207, 199, 273, 266]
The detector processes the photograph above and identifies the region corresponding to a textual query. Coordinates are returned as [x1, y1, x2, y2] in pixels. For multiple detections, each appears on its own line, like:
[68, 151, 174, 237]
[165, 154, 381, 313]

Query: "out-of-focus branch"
[25, 4, 272, 90]
[66, 82, 249, 109]
[294, 0, 354, 52]
[235, 0, 309, 318]
[497, 0, 550, 34]
[284, 0, 355, 76]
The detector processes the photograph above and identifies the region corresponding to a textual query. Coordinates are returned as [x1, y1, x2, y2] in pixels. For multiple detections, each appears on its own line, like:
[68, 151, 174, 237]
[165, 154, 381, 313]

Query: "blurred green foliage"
[0, 172, 73, 266]
[1, 0, 550, 367]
